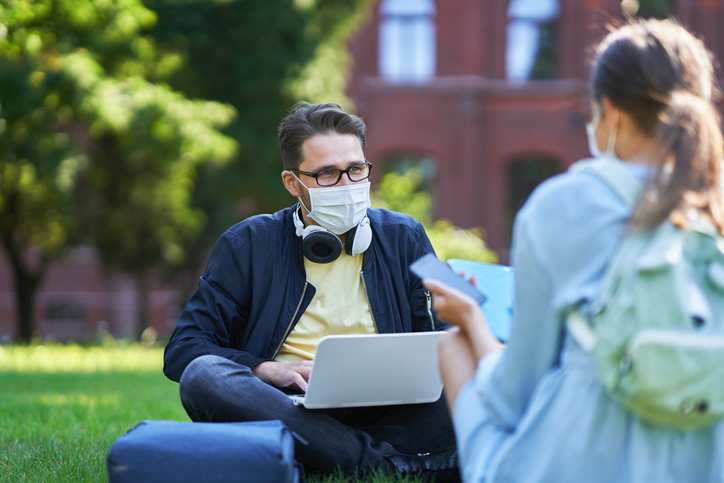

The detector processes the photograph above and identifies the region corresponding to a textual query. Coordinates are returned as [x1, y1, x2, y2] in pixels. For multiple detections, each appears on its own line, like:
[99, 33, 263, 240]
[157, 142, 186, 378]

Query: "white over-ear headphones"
[292, 205, 372, 263]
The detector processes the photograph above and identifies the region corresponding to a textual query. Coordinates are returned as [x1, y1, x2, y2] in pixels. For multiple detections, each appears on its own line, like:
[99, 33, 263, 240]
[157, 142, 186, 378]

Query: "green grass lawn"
[0, 344, 187, 482]
[0, 344, 421, 483]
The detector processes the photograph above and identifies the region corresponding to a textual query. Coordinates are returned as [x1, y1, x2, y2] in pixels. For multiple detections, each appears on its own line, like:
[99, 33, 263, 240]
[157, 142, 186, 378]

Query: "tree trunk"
[2, 236, 44, 343]
[12, 267, 39, 343]
[134, 273, 151, 340]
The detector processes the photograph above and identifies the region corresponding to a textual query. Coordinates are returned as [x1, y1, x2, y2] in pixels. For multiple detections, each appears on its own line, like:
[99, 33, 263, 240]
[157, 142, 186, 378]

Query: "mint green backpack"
[567, 159, 724, 430]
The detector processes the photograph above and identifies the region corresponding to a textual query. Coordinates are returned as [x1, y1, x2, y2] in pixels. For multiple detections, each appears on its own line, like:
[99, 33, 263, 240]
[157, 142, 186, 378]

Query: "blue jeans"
[179, 355, 456, 474]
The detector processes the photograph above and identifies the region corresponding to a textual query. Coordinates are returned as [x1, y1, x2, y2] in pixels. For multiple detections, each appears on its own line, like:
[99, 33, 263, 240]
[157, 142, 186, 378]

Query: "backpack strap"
[570, 159, 644, 209]
[566, 159, 646, 352]
[567, 309, 598, 352]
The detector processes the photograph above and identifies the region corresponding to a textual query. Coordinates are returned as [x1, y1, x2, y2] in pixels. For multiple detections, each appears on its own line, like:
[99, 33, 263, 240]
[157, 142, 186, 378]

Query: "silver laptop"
[288, 331, 444, 409]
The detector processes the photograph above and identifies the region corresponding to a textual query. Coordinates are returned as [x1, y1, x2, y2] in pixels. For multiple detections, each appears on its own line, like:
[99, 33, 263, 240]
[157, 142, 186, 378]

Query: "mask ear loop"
[290, 171, 312, 214]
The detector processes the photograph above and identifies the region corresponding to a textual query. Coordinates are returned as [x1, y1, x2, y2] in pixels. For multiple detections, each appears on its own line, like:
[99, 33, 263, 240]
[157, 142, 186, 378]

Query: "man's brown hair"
[278, 102, 367, 171]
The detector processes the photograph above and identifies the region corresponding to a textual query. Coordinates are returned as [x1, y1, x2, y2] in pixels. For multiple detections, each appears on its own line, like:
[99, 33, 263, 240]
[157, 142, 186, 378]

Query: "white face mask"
[586, 104, 619, 160]
[293, 173, 371, 235]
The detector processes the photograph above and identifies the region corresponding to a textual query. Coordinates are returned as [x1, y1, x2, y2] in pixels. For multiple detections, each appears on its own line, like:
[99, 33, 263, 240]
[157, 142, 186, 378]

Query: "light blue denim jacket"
[453, 160, 724, 483]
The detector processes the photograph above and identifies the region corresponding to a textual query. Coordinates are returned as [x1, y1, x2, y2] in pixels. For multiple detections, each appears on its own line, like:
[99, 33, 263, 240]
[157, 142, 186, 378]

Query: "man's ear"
[281, 170, 303, 198]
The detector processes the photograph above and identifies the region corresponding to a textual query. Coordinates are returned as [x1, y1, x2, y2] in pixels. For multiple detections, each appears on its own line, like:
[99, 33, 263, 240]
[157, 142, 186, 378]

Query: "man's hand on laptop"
[253, 361, 313, 392]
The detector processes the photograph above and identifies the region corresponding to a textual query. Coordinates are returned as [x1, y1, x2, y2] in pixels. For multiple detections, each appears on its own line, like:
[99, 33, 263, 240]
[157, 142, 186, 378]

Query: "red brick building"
[1, 0, 722, 340]
[349, 0, 724, 253]
[0, 248, 178, 341]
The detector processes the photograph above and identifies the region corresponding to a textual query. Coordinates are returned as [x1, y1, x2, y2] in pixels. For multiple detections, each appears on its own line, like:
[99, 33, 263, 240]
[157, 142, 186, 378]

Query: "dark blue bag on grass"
[107, 420, 301, 483]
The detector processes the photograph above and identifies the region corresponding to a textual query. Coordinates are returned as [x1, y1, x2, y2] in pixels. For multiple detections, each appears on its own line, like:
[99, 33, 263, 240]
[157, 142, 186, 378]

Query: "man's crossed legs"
[179, 355, 457, 476]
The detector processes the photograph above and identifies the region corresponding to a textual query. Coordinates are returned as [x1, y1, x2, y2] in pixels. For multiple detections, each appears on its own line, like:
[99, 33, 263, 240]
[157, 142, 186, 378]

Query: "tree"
[67, 54, 236, 337]
[144, 0, 373, 291]
[0, 56, 77, 341]
[0, 0, 236, 340]
[1, 0, 379, 340]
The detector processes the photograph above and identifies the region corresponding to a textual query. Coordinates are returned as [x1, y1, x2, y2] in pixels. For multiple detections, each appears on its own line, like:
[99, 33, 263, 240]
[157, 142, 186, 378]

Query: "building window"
[506, 0, 560, 82]
[45, 300, 87, 322]
[506, 156, 561, 243]
[379, 0, 436, 83]
[630, 0, 674, 18]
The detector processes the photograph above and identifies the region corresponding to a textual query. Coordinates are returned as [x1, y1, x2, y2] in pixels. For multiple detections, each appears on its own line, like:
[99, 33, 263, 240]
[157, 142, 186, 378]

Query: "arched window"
[379, 0, 436, 83]
[506, 156, 562, 243]
[631, 0, 674, 19]
[45, 300, 87, 322]
[506, 0, 560, 81]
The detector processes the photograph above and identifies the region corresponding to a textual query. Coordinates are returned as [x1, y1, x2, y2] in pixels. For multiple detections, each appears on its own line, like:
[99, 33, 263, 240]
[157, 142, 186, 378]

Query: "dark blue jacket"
[163, 205, 441, 382]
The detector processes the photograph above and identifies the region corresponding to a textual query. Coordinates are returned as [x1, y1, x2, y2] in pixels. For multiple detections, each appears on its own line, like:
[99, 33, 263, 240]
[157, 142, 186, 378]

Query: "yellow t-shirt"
[275, 252, 377, 362]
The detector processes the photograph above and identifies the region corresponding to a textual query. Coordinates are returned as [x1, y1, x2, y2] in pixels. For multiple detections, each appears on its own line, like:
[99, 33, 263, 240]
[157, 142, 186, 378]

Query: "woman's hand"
[424, 278, 503, 358]
[423, 279, 483, 331]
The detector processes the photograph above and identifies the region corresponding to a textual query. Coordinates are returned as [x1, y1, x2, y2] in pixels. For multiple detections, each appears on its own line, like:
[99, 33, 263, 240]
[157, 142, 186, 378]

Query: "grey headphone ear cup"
[345, 217, 372, 256]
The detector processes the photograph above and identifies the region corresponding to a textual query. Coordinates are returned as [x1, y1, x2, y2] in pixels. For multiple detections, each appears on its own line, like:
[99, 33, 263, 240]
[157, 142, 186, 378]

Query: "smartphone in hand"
[410, 253, 488, 306]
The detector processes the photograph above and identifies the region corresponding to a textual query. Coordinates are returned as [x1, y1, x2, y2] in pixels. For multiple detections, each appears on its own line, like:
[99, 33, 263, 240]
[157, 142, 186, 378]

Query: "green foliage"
[426, 220, 497, 264]
[373, 169, 433, 225]
[0, 0, 376, 338]
[0, 43, 80, 258]
[286, 0, 372, 108]
[0, 345, 423, 482]
[0, 0, 166, 78]
[0, 162, 68, 253]
[0, 344, 187, 482]
[63, 51, 237, 271]
[373, 170, 497, 263]
[144, 0, 373, 271]
[0, 0, 237, 338]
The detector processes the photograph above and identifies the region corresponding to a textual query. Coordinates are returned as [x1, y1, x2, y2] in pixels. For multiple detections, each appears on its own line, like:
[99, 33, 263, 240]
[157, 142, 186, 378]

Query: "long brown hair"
[592, 19, 724, 234]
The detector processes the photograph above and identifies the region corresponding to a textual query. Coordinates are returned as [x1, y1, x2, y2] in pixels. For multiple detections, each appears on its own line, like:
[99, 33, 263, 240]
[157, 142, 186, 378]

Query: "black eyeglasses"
[293, 161, 373, 187]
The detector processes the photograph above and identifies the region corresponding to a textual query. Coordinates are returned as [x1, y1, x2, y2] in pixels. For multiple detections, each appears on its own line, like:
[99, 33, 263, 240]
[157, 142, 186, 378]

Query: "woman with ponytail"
[426, 19, 724, 483]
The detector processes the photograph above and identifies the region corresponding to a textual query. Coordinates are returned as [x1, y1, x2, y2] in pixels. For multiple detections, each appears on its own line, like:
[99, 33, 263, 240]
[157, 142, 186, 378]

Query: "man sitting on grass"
[163, 102, 457, 478]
